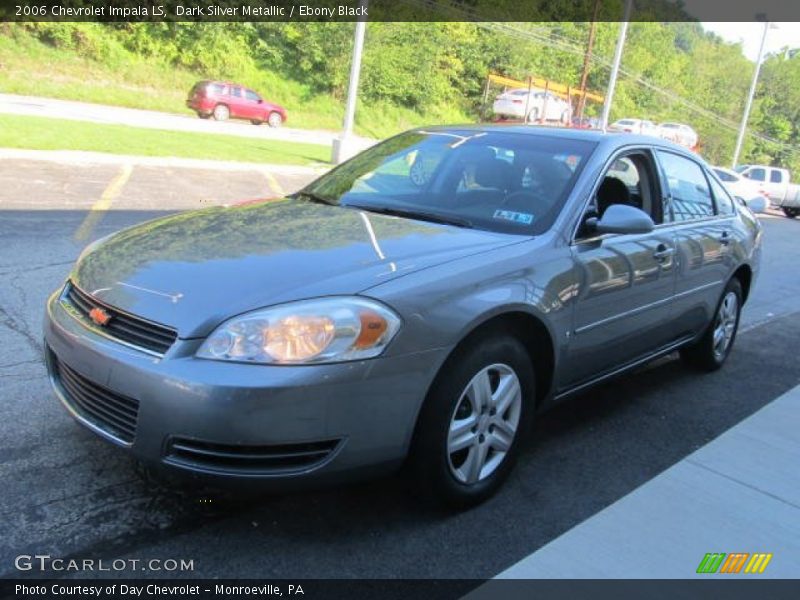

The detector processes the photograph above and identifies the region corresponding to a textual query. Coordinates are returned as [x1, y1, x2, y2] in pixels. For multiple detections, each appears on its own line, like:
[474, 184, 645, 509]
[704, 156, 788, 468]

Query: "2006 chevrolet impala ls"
[44, 126, 762, 506]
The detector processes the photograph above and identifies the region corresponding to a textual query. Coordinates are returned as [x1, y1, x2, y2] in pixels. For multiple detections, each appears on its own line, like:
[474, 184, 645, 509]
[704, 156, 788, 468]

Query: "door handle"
[653, 245, 674, 261]
[719, 231, 731, 245]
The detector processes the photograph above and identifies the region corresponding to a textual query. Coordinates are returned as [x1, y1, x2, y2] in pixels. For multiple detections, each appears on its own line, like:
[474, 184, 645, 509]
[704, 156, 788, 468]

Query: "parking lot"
[1, 157, 799, 579]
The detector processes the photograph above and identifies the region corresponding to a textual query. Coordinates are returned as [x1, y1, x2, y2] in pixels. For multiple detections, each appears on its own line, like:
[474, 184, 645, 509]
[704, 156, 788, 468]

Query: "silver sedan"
[44, 126, 761, 507]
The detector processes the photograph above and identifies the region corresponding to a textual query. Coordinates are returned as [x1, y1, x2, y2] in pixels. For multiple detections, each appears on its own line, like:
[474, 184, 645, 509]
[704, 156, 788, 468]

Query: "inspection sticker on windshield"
[493, 209, 534, 225]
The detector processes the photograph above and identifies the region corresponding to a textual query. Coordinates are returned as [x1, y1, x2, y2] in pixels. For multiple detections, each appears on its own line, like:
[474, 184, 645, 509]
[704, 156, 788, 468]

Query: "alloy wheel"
[713, 291, 738, 360]
[447, 363, 522, 484]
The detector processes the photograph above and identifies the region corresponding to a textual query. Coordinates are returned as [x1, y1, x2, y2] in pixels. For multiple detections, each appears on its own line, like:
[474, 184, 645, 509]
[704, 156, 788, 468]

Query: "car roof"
[413, 124, 692, 153]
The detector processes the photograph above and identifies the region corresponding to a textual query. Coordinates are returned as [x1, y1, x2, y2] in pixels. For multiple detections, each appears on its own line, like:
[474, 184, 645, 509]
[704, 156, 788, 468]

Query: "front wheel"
[680, 278, 742, 371]
[267, 111, 283, 128]
[783, 207, 799, 219]
[408, 332, 535, 508]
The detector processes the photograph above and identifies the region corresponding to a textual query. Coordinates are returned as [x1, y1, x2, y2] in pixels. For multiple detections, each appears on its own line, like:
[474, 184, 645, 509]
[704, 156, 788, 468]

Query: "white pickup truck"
[736, 165, 800, 218]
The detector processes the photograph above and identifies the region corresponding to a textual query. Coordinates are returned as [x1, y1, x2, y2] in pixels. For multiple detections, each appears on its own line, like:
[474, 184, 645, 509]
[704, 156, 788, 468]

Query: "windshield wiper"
[292, 190, 334, 205]
[344, 204, 474, 229]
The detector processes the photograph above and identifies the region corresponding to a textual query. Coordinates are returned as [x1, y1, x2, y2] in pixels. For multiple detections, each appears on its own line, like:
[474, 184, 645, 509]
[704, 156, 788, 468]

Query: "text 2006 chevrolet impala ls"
[44, 126, 762, 506]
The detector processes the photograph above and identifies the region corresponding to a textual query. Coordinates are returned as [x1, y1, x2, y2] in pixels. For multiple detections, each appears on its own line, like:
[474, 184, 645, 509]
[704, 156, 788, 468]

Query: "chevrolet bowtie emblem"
[89, 306, 112, 326]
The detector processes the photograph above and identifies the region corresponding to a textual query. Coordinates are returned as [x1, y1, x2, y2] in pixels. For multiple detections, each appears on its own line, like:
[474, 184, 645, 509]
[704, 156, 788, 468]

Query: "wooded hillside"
[2, 21, 798, 171]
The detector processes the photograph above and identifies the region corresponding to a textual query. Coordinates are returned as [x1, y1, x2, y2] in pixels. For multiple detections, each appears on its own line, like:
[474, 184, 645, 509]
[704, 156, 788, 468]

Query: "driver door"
[561, 151, 678, 389]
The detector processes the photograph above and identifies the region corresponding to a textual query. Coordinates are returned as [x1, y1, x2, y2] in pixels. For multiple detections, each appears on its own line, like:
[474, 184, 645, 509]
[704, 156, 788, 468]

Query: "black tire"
[783, 207, 799, 219]
[407, 331, 535, 508]
[680, 278, 742, 372]
[526, 108, 540, 124]
[267, 111, 283, 128]
[250, 119, 264, 126]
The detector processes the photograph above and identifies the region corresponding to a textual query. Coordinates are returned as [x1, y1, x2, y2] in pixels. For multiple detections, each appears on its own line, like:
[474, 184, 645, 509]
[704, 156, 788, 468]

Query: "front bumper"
[43, 288, 447, 487]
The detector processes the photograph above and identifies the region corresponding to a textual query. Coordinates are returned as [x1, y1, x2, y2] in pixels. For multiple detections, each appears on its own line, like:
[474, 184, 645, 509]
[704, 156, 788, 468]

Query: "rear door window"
[708, 173, 734, 216]
[657, 151, 714, 221]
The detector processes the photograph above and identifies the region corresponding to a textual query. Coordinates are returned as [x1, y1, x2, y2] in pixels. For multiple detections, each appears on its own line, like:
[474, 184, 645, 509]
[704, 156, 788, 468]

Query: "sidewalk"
[495, 383, 800, 578]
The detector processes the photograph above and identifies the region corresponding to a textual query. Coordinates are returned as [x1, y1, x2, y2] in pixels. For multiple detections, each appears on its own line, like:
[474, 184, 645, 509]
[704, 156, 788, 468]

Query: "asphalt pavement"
[1, 157, 799, 579]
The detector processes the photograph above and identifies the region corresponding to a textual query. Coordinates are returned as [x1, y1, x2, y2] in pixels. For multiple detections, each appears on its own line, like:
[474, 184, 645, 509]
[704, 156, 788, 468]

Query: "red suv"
[187, 81, 287, 127]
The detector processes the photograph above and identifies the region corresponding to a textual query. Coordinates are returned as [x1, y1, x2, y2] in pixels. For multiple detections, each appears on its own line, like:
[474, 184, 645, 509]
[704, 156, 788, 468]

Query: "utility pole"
[731, 19, 771, 169]
[600, 0, 633, 131]
[577, 0, 601, 120]
[332, 0, 368, 164]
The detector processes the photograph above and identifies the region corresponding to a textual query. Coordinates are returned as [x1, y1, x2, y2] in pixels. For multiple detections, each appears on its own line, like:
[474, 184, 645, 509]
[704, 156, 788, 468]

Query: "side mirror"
[586, 204, 655, 235]
[257, 99, 264, 104]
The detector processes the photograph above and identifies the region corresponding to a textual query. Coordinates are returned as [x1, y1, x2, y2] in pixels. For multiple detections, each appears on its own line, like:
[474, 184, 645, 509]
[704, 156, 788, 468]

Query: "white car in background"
[609, 118, 659, 136]
[493, 89, 572, 123]
[712, 166, 768, 213]
[736, 164, 800, 218]
[658, 122, 698, 148]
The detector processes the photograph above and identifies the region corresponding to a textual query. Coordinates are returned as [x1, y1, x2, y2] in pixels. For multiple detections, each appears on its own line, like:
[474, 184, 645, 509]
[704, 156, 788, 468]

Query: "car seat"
[596, 176, 631, 216]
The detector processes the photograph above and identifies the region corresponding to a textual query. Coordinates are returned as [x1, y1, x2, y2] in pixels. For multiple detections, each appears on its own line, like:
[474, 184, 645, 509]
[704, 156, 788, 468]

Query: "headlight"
[196, 297, 401, 364]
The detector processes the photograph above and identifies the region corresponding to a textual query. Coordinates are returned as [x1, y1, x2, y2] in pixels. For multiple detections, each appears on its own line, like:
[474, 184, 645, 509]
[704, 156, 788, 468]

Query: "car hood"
[71, 199, 520, 338]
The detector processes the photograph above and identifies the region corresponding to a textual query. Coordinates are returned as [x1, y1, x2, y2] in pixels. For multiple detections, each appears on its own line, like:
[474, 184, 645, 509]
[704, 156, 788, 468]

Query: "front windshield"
[302, 130, 596, 235]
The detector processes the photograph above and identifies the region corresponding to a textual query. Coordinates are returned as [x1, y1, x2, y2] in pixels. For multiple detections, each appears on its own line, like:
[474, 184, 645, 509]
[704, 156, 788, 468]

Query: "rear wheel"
[267, 111, 283, 128]
[680, 278, 742, 371]
[212, 104, 230, 121]
[783, 207, 799, 219]
[408, 332, 535, 508]
[526, 108, 540, 124]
